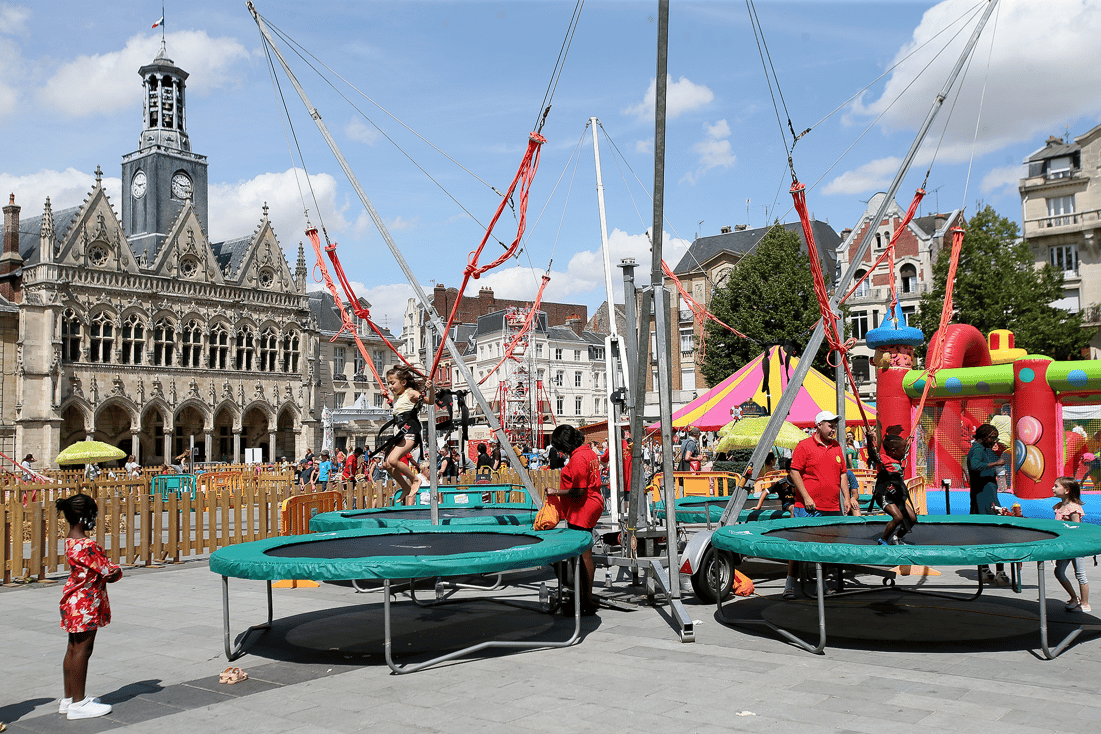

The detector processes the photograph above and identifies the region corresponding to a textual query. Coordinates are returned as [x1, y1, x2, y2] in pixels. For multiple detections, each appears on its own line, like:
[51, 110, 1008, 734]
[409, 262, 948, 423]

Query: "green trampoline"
[309, 503, 538, 532]
[711, 515, 1101, 658]
[211, 526, 592, 673]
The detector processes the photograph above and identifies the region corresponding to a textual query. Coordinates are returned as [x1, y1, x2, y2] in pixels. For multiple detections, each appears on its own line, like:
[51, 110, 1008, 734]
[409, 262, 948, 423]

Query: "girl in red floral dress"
[56, 494, 121, 720]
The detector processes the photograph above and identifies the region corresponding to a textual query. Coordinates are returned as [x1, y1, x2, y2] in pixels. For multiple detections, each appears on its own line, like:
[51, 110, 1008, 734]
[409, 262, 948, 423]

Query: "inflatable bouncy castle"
[869, 309, 1101, 500]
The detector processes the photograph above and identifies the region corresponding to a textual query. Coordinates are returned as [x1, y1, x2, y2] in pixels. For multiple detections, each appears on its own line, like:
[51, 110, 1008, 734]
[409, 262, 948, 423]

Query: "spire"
[295, 241, 308, 294]
[40, 197, 55, 264]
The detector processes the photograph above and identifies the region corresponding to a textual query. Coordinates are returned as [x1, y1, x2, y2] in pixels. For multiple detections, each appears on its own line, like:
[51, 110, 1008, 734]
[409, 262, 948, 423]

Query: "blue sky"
[2, 1, 1100, 331]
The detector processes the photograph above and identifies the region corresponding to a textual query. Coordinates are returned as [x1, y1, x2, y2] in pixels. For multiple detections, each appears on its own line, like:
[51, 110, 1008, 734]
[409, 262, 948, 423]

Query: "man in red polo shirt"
[783, 410, 858, 598]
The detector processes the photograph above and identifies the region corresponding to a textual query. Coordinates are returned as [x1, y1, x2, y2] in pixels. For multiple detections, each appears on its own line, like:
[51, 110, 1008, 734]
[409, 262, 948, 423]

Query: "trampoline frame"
[717, 560, 1101, 658]
[220, 557, 581, 674]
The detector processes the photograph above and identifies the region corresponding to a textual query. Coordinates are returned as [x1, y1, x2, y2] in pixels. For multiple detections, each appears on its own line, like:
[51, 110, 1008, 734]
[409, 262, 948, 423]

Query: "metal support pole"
[248, 2, 538, 505]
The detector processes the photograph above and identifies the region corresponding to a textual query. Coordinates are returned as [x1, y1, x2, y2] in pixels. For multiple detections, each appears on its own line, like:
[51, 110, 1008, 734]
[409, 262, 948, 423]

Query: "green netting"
[711, 515, 1101, 565]
[310, 504, 538, 532]
[210, 525, 591, 581]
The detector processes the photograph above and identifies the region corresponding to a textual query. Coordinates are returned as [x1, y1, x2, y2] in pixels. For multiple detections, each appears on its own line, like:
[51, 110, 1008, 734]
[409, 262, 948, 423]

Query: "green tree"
[701, 225, 835, 387]
[913, 205, 1093, 360]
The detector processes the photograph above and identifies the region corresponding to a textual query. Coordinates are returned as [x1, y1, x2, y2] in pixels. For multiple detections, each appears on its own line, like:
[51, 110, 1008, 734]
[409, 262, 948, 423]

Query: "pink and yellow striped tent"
[670, 346, 875, 432]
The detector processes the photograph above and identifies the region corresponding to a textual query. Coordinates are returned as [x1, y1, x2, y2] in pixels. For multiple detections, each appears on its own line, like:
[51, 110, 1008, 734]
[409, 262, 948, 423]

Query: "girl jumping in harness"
[868, 425, 918, 545]
[383, 365, 426, 505]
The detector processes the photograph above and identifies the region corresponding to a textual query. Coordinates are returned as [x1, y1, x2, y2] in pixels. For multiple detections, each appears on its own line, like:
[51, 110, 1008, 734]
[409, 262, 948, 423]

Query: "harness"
[369, 406, 423, 460]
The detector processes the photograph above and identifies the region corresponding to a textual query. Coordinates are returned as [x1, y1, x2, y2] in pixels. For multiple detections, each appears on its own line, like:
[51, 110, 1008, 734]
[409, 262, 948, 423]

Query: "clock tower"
[121, 47, 209, 259]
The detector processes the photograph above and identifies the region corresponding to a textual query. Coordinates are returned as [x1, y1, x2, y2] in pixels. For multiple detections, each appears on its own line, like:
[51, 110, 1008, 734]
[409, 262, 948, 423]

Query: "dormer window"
[1047, 156, 1072, 179]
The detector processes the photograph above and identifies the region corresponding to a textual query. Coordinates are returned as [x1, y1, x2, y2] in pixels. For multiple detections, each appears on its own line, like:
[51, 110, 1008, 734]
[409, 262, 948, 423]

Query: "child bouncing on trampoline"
[868, 426, 918, 545]
[56, 493, 121, 720]
[383, 365, 427, 505]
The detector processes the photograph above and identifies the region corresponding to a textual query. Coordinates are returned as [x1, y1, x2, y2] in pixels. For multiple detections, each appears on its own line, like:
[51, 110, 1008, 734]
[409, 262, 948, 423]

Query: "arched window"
[854, 269, 870, 299]
[207, 323, 228, 369]
[235, 326, 254, 371]
[875, 233, 882, 249]
[89, 313, 114, 363]
[153, 318, 175, 366]
[282, 331, 300, 373]
[61, 309, 82, 362]
[121, 314, 144, 365]
[179, 320, 202, 368]
[258, 328, 277, 372]
[900, 263, 918, 294]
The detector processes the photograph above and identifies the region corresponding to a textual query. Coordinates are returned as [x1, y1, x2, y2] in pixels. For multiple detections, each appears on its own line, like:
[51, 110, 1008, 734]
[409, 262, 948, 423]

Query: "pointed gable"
[218, 205, 296, 294]
[152, 200, 224, 283]
[49, 179, 140, 274]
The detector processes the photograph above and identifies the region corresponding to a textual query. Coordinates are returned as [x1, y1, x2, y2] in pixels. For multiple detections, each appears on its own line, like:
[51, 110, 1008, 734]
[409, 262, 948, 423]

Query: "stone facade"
[1, 50, 320, 468]
[1019, 124, 1101, 357]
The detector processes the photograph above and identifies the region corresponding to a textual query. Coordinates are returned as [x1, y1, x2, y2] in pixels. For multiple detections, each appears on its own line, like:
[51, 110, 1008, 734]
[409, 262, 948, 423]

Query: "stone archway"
[276, 407, 297, 461]
[60, 405, 88, 450]
[242, 406, 271, 462]
[141, 406, 168, 465]
[213, 406, 237, 463]
[94, 404, 132, 466]
[174, 405, 207, 462]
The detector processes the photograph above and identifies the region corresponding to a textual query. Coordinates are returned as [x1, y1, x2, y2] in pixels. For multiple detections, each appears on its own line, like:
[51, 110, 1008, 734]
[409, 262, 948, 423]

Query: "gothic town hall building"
[0, 50, 320, 467]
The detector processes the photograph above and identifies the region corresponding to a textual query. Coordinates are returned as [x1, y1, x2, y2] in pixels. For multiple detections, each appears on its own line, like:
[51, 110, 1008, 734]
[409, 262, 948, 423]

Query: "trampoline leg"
[222, 576, 273, 661]
[383, 557, 584, 675]
[1037, 561, 1101, 659]
[716, 562, 826, 655]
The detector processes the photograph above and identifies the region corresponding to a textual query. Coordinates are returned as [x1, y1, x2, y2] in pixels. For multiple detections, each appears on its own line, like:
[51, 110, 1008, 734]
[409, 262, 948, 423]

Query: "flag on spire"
[152, 16, 164, 29]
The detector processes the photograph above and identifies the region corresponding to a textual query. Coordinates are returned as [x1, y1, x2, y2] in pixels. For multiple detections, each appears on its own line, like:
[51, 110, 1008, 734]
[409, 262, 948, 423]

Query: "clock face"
[171, 172, 193, 199]
[131, 171, 147, 199]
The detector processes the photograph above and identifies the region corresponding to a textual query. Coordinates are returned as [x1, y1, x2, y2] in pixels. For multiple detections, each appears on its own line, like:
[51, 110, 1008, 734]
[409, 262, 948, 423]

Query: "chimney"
[734, 224, 749, 232]
[565, 314, 583, 337]
[840, 227, 852, 241]
[1, 194, 23, 302]
[479, 286, 494, 300]
[720, 225, 732, 234]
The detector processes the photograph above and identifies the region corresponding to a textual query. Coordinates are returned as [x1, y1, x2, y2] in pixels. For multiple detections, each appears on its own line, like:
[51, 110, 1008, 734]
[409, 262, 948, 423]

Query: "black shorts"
[874, 487, 907, 511]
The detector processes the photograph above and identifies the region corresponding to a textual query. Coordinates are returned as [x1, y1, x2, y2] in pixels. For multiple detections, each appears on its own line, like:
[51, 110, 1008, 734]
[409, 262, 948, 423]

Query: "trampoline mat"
[265, 532, 542, 559]
[341, 507, 527, 520]
[766, 522, 1058, 546]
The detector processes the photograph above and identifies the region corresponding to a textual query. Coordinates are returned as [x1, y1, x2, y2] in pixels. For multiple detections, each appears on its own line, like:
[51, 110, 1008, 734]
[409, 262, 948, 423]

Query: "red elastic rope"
[429, 132, 546, 379]
[661, 259, 747, 363]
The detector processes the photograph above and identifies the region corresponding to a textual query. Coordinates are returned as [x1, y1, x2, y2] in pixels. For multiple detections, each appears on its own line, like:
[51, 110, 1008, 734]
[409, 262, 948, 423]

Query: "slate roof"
[11, 207, 81, 266]
[673, 220, 840, 276]
[309, 290, 391, 338]
[210, 236, 252, 279]
[1027, 138, 1080, 162]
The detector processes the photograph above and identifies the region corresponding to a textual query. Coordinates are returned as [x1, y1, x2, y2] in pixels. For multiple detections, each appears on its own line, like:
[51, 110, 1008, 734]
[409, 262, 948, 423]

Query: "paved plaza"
[3, 557, 1101, 734]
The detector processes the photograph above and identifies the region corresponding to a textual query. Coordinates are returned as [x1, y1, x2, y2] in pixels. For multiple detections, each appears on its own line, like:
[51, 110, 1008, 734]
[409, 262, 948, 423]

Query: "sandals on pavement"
[219, 667, 248, 684]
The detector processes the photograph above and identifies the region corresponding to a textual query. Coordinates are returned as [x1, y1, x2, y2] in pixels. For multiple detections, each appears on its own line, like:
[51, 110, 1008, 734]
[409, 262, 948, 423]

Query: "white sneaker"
[66, 697, 112, 720]
[59, 697, 100, 714]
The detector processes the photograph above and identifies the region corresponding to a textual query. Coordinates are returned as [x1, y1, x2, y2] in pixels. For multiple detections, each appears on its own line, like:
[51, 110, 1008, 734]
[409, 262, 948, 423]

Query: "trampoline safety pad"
[712, 514, 1101, 566]
[309, 504, 537, 532]
[210, 525, 592, 582]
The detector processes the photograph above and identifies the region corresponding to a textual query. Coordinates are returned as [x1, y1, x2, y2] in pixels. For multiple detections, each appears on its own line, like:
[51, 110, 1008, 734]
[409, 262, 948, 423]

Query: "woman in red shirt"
[546, 425, 602, 615]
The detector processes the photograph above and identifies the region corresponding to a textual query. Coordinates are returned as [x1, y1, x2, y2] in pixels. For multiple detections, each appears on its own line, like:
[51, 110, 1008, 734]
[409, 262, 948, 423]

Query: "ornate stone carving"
[89, 375, 98, 404]
[209, 380, 217, 405]
[151, 377, 164, 400]
[70, 375, 83, 398]
[238, 383, 245, 405]
[136, 378, 145, 403]
[188, 377, 200, 398]
[169, 379, 177, 406]
[111, 375, 125, 397]
[222, 378, 233, 401]
[254, 380, 265, 400]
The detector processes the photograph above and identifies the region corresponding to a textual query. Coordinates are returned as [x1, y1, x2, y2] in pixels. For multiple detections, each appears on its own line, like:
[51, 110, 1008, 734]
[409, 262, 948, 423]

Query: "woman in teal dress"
[967, 423, 1008, 585]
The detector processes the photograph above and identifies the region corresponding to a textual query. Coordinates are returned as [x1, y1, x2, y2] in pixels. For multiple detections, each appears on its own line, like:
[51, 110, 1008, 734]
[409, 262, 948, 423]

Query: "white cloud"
[681, 119, 736, 185]
[345, 117, 381, 145]
[0, 168, 121, 216]
[822, 156, 902, 195]
[624, 75, 714, 120]
[979, 163, 1026, 195]
[208, 168, 351, 258]
[850, 0, 1101, 160]
[36, 30, 249, 117]
[634, 138, 654, 155]
[0, 3, 30, 34]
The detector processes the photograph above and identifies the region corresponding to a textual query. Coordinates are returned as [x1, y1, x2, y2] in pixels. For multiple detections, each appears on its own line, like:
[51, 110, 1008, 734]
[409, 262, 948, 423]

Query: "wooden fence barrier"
[2, 467, 559, 581]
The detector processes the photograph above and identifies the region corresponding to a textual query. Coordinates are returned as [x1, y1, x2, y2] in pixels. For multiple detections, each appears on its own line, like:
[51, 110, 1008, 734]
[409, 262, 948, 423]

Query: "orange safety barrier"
[647, 472, 745, 503]
[274, 491, 344, 588]
[905, 477, 929, 516]
[199, 471, 244, 508]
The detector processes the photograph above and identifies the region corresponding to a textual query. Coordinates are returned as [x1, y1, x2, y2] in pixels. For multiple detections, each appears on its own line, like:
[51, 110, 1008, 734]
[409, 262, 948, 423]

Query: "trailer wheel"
[691, 546, 734, 603]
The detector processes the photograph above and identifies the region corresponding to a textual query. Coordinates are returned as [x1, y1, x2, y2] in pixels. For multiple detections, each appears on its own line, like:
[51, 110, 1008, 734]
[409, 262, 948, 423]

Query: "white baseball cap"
[815, 410, 839, 424]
